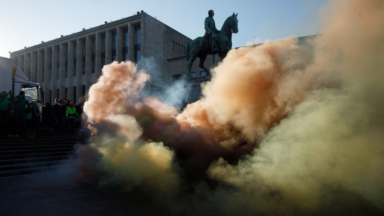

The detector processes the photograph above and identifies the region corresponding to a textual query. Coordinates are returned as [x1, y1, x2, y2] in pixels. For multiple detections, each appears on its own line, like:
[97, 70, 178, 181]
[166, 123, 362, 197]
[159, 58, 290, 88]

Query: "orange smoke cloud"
[84, 61, 149, 124]
[76, 0, 384, 214]
[79, 37, 327, 184]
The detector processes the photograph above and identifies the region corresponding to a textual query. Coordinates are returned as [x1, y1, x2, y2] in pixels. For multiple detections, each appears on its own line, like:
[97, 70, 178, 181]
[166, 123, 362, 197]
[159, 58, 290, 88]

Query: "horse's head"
[231, 13, 239, 34]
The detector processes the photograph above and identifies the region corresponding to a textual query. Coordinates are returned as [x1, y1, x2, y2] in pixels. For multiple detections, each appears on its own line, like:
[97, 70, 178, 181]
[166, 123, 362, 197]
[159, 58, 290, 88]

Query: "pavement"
[0, 172, 174, 216]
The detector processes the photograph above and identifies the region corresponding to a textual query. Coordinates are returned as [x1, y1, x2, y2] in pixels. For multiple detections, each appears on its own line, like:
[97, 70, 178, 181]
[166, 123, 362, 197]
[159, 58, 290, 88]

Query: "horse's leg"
[198, 53, 211, 77]
[188, 54, 197, 80]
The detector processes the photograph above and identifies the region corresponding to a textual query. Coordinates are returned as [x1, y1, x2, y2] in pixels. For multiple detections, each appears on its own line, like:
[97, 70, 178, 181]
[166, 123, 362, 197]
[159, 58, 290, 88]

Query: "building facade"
[10, 12, 214, 104]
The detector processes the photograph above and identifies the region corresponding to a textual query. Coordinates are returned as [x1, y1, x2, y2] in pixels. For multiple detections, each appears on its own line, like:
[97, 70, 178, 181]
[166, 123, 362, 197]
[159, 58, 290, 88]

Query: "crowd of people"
[0, 90, 85, 140]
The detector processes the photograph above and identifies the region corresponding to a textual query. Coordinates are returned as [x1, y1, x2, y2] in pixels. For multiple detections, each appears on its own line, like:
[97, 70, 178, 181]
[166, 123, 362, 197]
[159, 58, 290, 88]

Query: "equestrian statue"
[186, 10, 239, 79]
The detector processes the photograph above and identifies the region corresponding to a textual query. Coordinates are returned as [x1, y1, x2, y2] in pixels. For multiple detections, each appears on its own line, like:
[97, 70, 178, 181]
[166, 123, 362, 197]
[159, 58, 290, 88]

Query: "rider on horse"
[203, 10, 220, 53]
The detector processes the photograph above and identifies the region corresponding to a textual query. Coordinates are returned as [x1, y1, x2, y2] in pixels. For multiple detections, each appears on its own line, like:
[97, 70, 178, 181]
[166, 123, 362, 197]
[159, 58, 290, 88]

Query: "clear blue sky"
[0, 0, 327, 58]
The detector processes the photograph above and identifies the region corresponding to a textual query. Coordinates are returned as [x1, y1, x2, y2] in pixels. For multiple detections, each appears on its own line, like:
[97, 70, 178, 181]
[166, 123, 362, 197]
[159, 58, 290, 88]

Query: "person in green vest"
[25, 103, 39, 140]
[0, 90, 11, 130]
[7, 97, 20, 137]
[66, 102, 77, 132]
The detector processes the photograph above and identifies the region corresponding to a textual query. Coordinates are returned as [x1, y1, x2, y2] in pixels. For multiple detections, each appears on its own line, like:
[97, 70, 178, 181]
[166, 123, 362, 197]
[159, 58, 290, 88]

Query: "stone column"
[44, 47, 50, 82]
[18, 55, 24, 72]
[30, 52, 37, 82]
[128, 23, 135, 61]
[85, 36, 92, 89]
[106, 30, 112, 64]
[96, 32, 102, 79]
[24, 53, 31, 80]
[140, 15, 145, 62]
[76, 39, 83, 98]
[51, 46, 58, 102]
[13, 56, 18, 66]
[37, 50, 44, 84]
[68, 41, 75, 102]
[59, 43, 66, 98]
[117, 27, 123, 62]
[44, 47, 51, 103]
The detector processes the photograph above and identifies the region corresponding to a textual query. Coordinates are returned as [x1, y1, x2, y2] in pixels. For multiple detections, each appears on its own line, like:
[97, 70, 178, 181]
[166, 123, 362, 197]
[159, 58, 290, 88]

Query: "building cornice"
[11, 13, 144, 56]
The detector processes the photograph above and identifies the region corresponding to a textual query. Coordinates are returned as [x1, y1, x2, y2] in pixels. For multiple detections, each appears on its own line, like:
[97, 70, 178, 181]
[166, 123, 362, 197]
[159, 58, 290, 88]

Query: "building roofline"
[11, 13, 144, 56]
[144, 13, 192, 41]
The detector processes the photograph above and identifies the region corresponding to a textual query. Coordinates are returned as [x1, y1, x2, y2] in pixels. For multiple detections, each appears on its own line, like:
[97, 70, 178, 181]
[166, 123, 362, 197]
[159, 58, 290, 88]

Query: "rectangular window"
[73, 58, 77, 76]
[123, 28, 129, 61]
[112, 32, 117, 49]
[112, 31, 117, 62]
[57, 89, 60, 99]
[123, 29, 128, 47]
[73, 86, 77, 103]
[49, 63, 52, 81]
[65, 60, 68, 78]
[92, 37, 96, 54]
[150, 84, 163, 95]
[101, 34, 106, 66]
[201, 71, 207, 77]
[134, 25, 141, 64]
[74, 43, 77, 59]
[82, 56, 86, 75]
[172, 74, 182, 83]
[172, 41, 174, 49]
[82, 85, 86, 97]
[41, 90, 44, 103]
[134, 25, 141, 44]
[102, 34, 106, 52]
[82, 40, 86, 75]
[49, 90, 52, 104]
[190, 72, 196, 78]
[65, 88, 68, 98]
[57, 46, 60, 75]
[92, 37, 96, 73]
[83, 40, 86, 55]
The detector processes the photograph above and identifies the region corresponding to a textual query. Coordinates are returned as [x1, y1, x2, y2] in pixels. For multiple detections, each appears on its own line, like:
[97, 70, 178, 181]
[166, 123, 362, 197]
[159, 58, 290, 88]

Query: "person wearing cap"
[0, 90, 11, 130]
[25, 103, 39, 140]
[66, 102, 77, 132]
[7, 97, 20, 137]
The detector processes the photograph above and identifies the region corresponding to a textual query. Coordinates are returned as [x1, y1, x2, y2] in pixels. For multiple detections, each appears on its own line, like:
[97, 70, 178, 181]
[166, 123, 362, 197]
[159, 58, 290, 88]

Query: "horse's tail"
[186, 41, 191, 61]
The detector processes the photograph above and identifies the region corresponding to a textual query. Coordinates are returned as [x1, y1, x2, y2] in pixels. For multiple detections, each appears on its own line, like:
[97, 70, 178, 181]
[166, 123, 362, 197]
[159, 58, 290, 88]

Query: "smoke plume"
[76, 0, 384, 214]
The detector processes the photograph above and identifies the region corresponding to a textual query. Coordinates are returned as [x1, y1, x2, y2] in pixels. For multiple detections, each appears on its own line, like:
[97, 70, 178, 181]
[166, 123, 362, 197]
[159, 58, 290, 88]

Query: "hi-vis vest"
[66, 107, 77, 118]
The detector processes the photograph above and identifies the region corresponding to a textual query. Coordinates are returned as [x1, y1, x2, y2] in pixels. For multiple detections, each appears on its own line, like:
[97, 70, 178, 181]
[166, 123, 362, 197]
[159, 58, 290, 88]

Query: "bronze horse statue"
[186, 13, 239, 79]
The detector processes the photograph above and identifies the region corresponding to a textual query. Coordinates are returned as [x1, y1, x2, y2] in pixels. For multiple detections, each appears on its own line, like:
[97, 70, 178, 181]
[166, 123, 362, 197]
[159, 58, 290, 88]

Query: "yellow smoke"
[78, 0, 384, 214]
[206, 0, 384, 214]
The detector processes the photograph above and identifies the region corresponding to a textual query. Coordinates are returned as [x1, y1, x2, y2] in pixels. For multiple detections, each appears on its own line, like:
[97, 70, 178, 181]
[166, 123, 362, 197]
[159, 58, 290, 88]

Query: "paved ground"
[0, 173, 174, 216]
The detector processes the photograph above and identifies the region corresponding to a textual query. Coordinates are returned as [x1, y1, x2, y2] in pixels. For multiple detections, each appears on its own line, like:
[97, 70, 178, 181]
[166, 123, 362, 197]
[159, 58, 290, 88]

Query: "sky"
[0, 0, 327, 58]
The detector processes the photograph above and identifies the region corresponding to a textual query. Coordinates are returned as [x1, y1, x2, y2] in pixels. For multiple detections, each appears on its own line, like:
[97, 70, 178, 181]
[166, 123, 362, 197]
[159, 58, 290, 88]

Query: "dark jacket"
[43, 105, 56, 126]
[60, 104, 67, 116]
[75, 103, 84, 117]
[53, 103, 61, 118]
[8, 102, 19, 121]
[25, 107, 39, 129]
